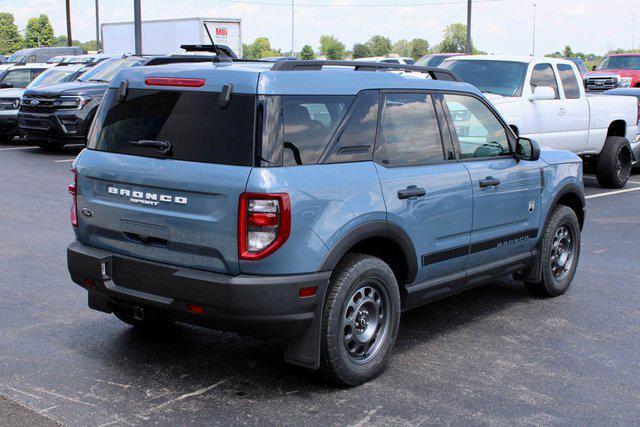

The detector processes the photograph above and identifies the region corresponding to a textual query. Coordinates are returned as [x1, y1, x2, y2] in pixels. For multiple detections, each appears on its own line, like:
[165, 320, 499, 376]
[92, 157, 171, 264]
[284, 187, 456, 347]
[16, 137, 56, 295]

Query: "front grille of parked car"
[584, 77, 618, 91]
[19, 96, 57, 114]
[0, 99, 19, 110]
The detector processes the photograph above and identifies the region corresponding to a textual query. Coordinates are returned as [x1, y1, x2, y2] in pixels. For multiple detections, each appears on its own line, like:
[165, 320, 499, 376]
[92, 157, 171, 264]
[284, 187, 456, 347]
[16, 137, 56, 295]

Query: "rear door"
[77, 86, 257, 275]
[556, 63, 589, 152]
[374, 91, 473, 283]
[442, 92, 542, 268]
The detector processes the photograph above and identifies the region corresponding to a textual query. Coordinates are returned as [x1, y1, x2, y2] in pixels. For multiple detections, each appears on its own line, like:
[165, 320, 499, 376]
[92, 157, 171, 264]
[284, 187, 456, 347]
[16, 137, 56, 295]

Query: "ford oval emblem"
[81, 208, 93, 217]
[31, 99, 39, 105]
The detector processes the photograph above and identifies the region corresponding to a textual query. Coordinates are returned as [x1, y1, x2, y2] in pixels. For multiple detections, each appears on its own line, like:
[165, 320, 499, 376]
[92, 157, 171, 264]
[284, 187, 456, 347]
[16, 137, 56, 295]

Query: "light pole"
[633, 13, 636, 51]
[531, 3, 537, 56]
[291, 0, 295, 58]
[95, 0, 100, 52]
[466, 0, 472, 54]
[65, 0, 72, 46]
[133, 0, 142, 55]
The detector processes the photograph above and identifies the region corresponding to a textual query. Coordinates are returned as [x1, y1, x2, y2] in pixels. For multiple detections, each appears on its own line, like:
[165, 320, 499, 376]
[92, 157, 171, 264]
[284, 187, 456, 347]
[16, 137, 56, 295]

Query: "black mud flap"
[283, 284, 328, 370]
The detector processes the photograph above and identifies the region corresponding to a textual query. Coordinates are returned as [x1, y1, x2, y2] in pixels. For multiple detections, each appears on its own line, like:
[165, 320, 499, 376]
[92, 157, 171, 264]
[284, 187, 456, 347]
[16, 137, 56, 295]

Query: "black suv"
[18, 55, 218, 150]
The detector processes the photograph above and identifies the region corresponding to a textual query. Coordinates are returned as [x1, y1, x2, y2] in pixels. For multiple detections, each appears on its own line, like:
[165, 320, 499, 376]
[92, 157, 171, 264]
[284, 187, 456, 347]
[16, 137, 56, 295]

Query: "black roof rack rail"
[270, 60, 461, 82]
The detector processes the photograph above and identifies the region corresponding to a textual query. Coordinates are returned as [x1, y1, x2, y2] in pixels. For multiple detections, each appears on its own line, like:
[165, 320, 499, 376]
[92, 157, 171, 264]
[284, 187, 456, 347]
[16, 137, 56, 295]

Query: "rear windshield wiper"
[88, 78, 109, 83]
[128, 140, 173, 156]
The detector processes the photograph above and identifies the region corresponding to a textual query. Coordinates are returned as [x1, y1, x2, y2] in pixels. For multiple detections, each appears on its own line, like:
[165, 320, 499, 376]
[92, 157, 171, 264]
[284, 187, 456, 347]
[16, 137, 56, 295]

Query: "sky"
[0, 0, 637, 56]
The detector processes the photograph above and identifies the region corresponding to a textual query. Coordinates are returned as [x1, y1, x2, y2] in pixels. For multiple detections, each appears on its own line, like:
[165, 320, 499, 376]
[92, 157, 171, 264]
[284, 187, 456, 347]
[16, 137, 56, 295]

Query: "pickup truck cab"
[443, 55, 639, 188]
[67, 59, 586, 385]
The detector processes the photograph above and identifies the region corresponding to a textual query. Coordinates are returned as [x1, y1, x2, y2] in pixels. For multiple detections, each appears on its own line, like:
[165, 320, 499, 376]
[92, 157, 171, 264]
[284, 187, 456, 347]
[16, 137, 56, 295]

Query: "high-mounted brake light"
[69, 168, 78, 228]
[239, 193, 291, 260]
[144, 77, 206, 87]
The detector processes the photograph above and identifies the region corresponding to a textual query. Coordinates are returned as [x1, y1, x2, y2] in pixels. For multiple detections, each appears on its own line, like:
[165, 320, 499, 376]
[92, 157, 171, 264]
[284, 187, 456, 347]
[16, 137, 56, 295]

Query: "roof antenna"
[203, 22, 231, 63]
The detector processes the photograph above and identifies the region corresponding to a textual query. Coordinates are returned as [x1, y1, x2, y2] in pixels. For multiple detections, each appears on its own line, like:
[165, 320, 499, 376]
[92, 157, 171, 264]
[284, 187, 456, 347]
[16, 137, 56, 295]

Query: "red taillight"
[69, 168, 78, 228]
[144, 77, 206, 87]
[187, 304, 206, 315]
[238, 193, 291, 261]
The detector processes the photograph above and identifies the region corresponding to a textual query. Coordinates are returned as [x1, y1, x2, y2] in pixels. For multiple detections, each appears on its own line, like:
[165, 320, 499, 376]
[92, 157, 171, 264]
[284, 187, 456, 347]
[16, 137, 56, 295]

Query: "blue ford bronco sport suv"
[67, 59, 585, 385]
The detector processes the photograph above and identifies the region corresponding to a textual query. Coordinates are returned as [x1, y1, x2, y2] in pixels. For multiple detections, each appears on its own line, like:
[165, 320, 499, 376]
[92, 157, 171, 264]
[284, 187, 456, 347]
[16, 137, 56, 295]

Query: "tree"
[319, 35, 345, 60]
[410, 38, 429, 60]
[366, 35, 392, 57]
[300, 44, 315, 60]
[243, 37, 279, 59]
[0, 13, 23, 55]
[439, 23, 469, 53]
[352, 43, 372, 59]
[562, 45, 574, 58]
[24, 14, 55, 48]
[392, 39, 411, 58]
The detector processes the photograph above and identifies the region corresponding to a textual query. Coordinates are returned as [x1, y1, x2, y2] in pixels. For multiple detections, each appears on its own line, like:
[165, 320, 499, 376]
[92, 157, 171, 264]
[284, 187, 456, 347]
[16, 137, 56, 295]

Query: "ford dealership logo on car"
[107, 186, 188, 205]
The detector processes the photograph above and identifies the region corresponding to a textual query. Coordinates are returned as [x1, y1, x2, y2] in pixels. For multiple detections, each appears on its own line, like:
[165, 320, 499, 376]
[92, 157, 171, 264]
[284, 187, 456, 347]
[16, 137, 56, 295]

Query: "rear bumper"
[67, 241, 331, 339]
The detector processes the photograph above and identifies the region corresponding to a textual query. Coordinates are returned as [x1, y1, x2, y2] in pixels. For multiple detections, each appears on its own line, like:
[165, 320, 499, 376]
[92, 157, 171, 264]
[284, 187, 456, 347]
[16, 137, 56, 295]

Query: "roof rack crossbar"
[269, 60, 460, 82]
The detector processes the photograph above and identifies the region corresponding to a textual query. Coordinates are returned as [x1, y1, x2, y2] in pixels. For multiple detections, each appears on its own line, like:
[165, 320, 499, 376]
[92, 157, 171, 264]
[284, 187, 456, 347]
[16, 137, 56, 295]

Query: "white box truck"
[101, 17, 242, 57]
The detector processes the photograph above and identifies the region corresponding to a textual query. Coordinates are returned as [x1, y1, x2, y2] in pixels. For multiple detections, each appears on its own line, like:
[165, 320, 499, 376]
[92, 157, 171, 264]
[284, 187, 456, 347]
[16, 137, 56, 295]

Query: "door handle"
[398, 186, 426, 199]
[558, 108, 565, 116]
[479, 176, 501, 187]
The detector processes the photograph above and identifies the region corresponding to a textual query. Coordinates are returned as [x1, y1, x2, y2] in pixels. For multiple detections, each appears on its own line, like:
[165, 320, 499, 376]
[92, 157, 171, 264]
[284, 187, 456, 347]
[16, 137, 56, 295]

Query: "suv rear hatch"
[76, 83, 257, 275]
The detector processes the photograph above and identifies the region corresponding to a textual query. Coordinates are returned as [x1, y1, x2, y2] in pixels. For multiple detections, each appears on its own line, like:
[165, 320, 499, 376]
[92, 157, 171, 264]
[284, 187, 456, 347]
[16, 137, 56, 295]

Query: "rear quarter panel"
[242, 162, 386, 275]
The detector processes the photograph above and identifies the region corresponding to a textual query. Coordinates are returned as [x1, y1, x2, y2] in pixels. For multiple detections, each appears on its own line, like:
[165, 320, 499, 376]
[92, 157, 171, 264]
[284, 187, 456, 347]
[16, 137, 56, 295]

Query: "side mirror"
[516, 137, 540, 161]
[528, 86, 556, 101]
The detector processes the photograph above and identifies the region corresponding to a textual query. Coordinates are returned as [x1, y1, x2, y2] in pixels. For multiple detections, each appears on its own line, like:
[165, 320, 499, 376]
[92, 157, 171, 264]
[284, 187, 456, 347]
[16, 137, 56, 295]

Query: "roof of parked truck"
[111, 60, 480, 96]
[443, 55, 575, 65]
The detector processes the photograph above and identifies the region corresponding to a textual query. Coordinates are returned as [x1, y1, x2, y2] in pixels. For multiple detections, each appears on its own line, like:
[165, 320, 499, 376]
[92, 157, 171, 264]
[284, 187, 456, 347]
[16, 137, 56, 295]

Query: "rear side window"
[557, 64, 581, 99]
[530, 63, 559, 98]
[375, 92, 444, 167]
[88, 89, 255, 166]
[322, 90, 379, 164]
[283, 95, 353, 165]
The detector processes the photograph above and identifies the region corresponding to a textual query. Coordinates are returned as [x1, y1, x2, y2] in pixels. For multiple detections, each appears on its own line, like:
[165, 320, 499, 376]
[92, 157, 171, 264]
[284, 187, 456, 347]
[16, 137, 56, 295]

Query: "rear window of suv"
[87, 89, 255, 166]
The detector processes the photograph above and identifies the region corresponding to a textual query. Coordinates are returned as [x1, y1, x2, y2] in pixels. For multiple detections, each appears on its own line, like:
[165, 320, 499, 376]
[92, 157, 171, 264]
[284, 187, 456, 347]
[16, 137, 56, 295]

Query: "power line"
[216, 0, 503, 7]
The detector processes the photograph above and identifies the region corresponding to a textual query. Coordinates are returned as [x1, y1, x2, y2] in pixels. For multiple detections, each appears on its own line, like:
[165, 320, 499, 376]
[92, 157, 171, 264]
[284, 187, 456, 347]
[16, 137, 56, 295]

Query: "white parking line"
[0, 146, 37, 151]
[586, 186, 640, 199]
[53, 158, 75, 163]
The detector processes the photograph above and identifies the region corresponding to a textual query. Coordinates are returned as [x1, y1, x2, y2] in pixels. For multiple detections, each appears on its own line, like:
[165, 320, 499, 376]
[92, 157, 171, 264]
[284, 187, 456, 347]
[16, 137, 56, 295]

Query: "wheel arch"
[607, 120, 627, 138]
[551, 185, 585, 230]
[319, 221, 418, 286]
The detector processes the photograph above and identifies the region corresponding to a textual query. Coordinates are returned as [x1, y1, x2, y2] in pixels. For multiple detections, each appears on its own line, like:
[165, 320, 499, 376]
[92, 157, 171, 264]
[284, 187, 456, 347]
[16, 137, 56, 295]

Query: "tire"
[320, 253, 401, 386]
[113, 307, 173, 330]
[37, 141, 65, 151]
[525, 205, 581, 297]
[596, 136, 632, 188]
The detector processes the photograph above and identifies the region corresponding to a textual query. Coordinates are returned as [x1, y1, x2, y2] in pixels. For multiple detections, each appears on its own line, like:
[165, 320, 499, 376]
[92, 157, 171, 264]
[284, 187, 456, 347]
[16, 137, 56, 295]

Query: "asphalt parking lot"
[1, 139, 639, 425]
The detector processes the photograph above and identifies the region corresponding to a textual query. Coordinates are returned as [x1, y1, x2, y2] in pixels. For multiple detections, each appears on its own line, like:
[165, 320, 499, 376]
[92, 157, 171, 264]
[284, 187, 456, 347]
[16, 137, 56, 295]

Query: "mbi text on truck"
[67, 58, 585, 385]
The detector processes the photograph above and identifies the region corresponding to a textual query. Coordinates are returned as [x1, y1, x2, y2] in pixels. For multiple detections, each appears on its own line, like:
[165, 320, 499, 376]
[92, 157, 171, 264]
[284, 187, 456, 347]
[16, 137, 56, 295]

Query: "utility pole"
[633, 13, 636, 51]
[291, 0, 295, 58]
[65, 0, 72, 46]
[465, 0, 472, 54]
[133, 0, 142, 55]
[95, 0, 101, 52]
[531, 3, 537, 56]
